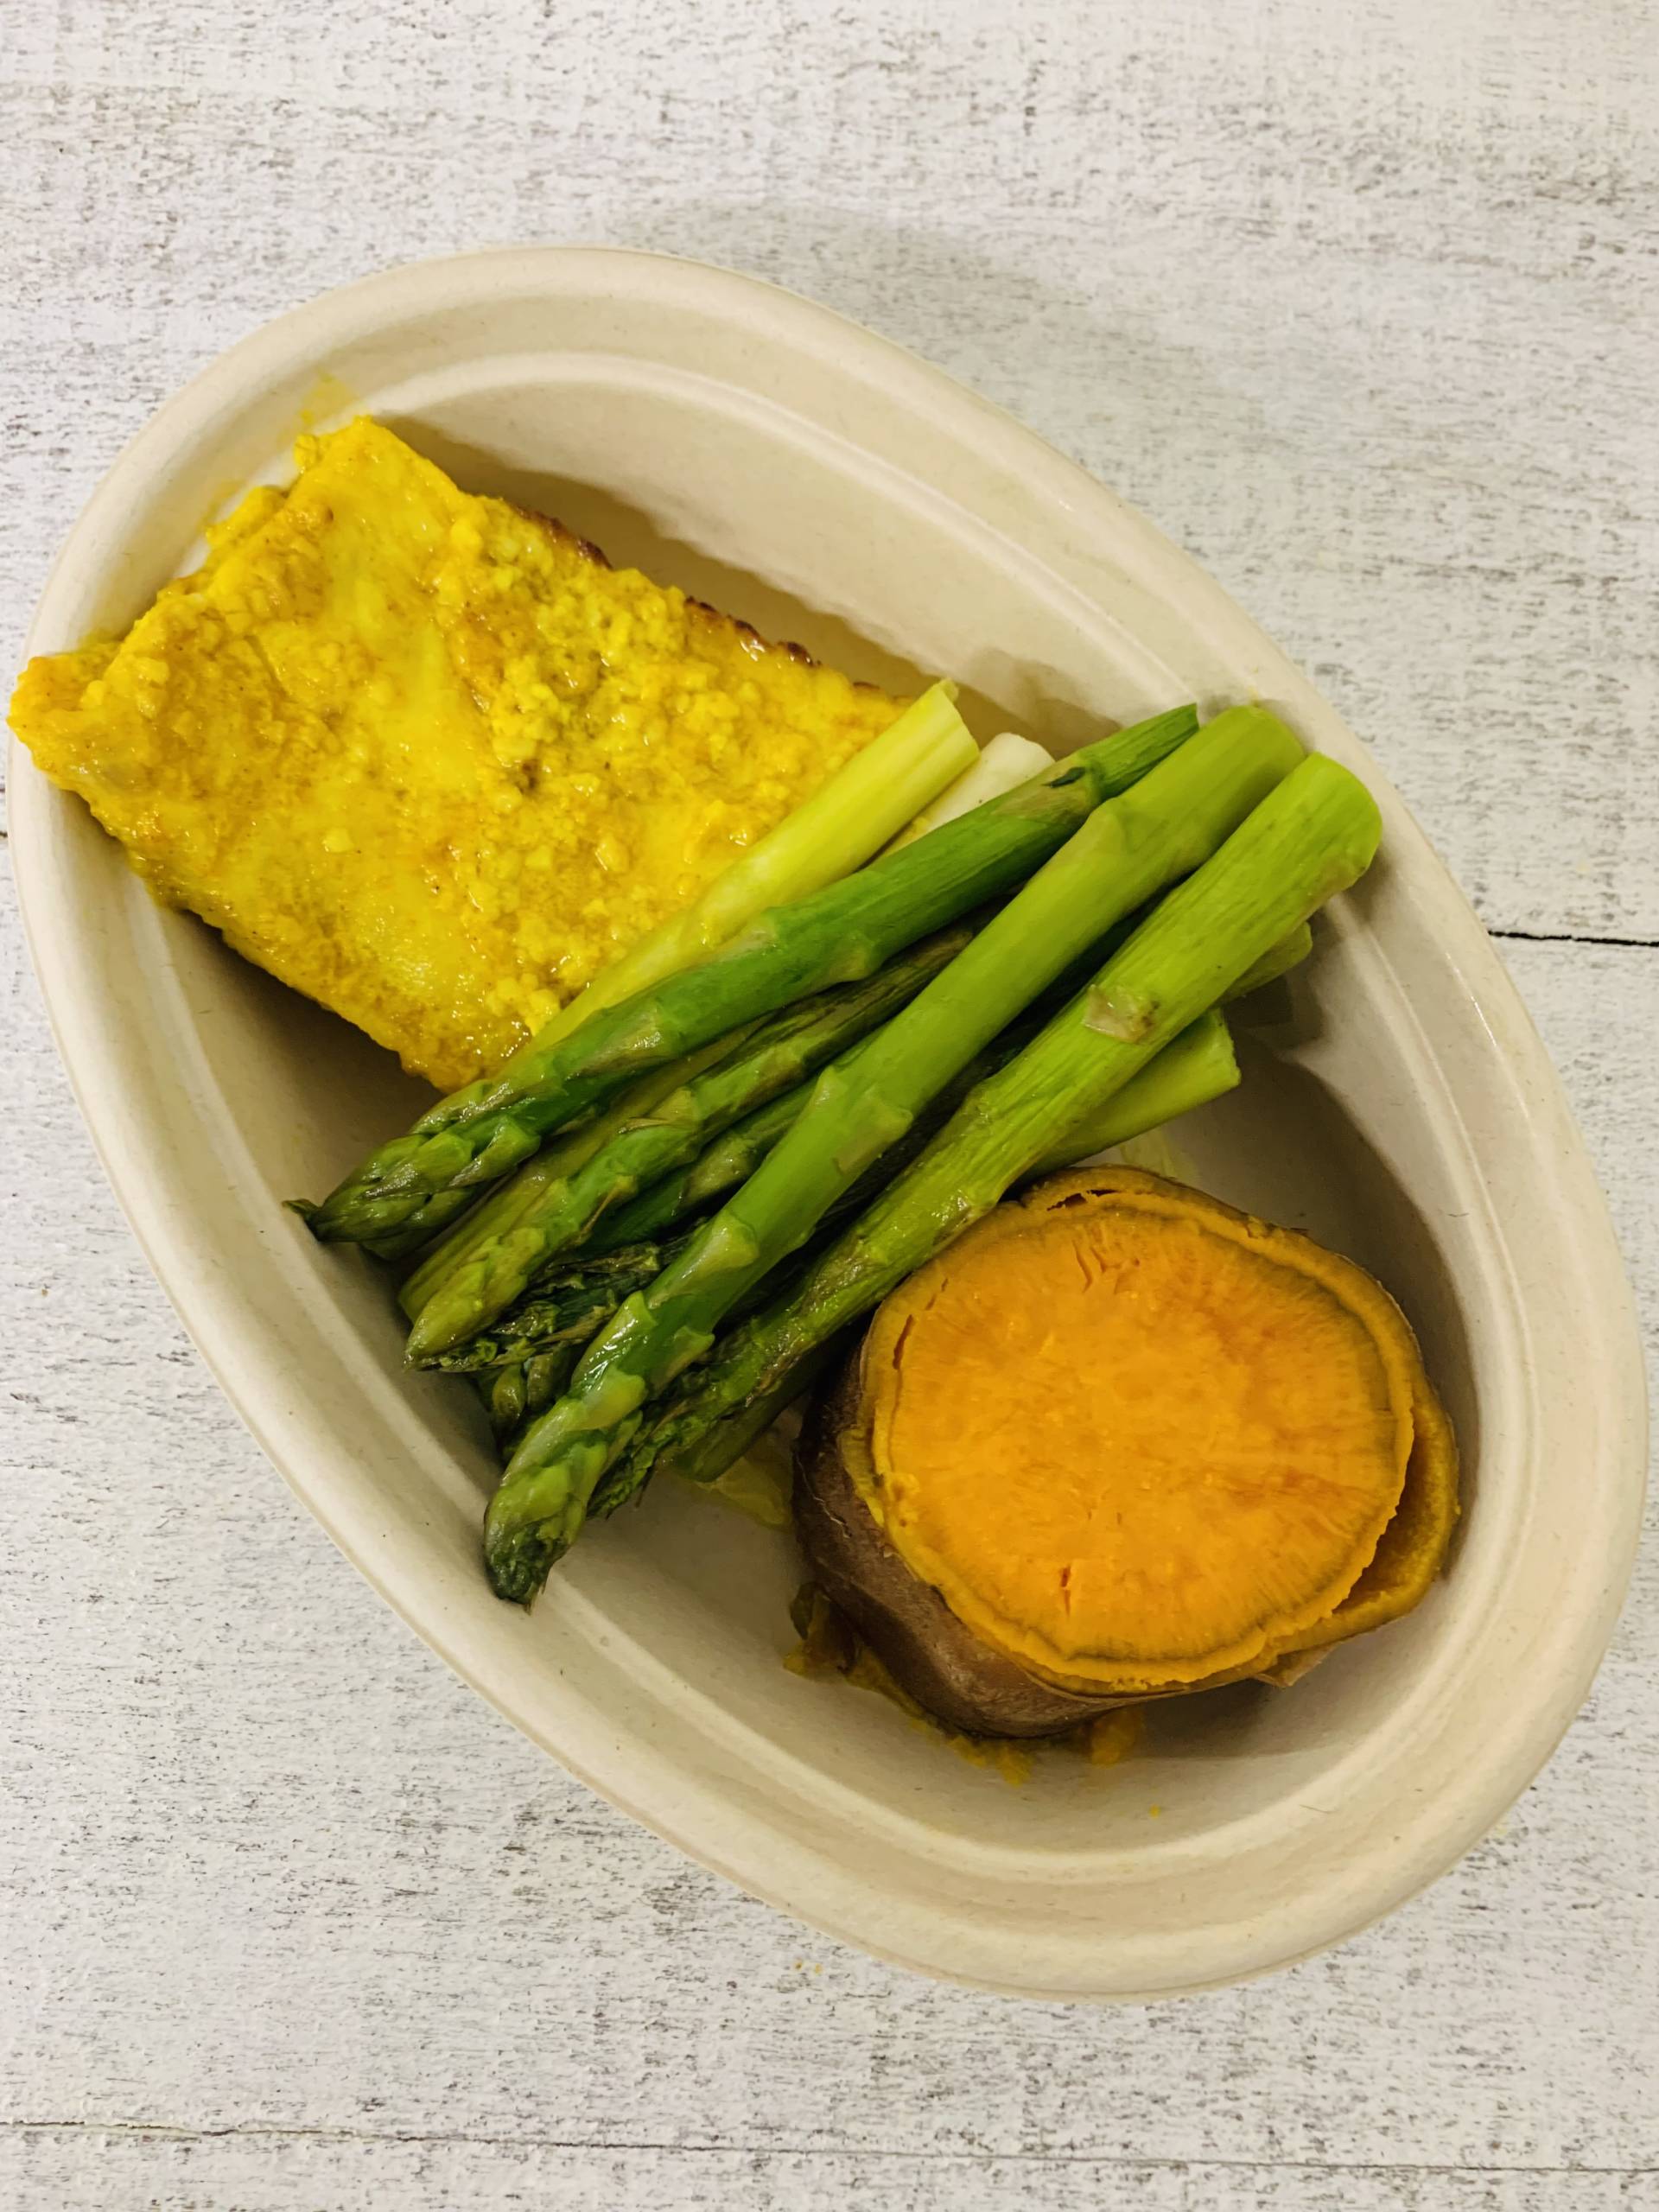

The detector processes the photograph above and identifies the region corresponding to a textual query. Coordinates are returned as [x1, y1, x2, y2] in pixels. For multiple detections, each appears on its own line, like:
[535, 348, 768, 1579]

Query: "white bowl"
[11, 248, 1646, 2000]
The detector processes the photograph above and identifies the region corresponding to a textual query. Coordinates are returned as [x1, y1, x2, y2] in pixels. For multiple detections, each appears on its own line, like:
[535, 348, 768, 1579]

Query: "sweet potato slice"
[802, 1166, 1453, 1716]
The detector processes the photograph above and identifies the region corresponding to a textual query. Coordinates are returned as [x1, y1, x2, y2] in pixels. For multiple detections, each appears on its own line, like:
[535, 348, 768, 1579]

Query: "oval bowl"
[10, 247, 1645, 1999]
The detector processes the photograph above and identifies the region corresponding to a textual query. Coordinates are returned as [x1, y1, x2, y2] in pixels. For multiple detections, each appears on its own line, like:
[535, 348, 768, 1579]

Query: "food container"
[10, 247, 1645, 1999]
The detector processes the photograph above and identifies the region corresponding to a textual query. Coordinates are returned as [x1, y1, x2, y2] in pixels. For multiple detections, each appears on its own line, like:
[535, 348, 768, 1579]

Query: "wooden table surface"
[3, 3, 1655, 2206]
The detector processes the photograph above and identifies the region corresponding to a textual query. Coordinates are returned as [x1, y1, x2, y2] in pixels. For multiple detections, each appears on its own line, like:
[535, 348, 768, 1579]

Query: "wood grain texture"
[3, 2134, 1658, 2212]
[2, 1, 1655, 2208]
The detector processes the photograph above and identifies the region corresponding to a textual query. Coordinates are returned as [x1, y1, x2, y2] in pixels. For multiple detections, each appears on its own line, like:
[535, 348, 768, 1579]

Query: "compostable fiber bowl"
[10, 248, 1646, 1999]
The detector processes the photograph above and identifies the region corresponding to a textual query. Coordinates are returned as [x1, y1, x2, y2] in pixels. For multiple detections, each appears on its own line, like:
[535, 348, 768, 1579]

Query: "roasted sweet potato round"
[792, 1166, 1458, 1736]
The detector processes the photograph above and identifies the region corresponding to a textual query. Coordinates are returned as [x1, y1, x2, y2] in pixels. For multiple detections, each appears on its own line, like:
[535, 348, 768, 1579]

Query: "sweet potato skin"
[794, 1358, 1116, 1737]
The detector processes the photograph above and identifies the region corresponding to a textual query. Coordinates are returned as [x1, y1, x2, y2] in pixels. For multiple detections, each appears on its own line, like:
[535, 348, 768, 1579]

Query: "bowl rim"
[10, 245, 1649, 1999]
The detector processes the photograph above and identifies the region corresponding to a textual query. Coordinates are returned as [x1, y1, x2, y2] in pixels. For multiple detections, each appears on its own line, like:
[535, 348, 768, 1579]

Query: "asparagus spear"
[601, 1009, 1241, 1502]
[474, 1351, 580, 1448]
[605, 1333, 854, 1505]
[575, 757, 1109, 1255]
[435, 1243, 689, 1376]
[525, 682, 976, 1050]
[476, 1363, 528, 1446]
[427, 918, 1277, 1378]
[405, 920, 976, 1361]
[588, 918, 1299, 1255]
[586, 1084, 808, 1252]
[1023, 1004, 1236, 1174]
[439, 907, 1276, 1386]
[435, 933, 1039, 1375]
[442, 1069, 957, 1380]
[610, 756, 1380, 1532]
[480, 708, 1305, 1600]
[302, 704, 1198, 1251]
[1226, 918, 1313, 1001]
[397, 1029, 750, 1289]
[435, 1013, 1026, 1377]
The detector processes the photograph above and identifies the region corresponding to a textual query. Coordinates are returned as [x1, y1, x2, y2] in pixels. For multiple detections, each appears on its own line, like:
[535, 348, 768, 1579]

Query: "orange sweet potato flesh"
[796, 1370, 1120, 1736]
[797, 1375, 1330, 1734]
[805, 1166, 1457, 1717]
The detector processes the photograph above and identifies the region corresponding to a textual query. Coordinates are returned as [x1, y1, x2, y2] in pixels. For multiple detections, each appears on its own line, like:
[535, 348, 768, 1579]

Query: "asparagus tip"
[485, 1522, 563, 1605]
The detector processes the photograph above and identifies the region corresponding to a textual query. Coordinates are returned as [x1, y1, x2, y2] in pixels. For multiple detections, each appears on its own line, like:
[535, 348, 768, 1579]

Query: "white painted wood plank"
[2, 1, 1656, 2205]
[3, 2130, 1656, 2212]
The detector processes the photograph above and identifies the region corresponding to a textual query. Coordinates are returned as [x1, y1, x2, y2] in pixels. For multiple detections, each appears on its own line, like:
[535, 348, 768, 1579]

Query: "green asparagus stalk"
[603, 1333, 854, 1506]
[435, 1242, 690, 1376]
[436, 1019, 1014, 1378]
[435, 997, 1014, 1382]
[1023, 1004, 1237, 1175]
[405, 921, 975, 1362]
[436, 1057, 992, 1381]
[587, 1084, 808, 1252]
[432, 971, 1248, 1381]
[476, 1363, 528, 1446]
[443, 1124, 939, 1380]
[1226, 918, 1313, 1001]
[480, 708, 1304, 1600]
[527, 683, 976, 1050]
[397, 1029, 750, 1291]
[474, 1350, 581, 1448]
[433, 931, 1044, 1375]
[302, 704, 1199, 1251]
[458, 1011, 1240, 1459]
[617, 756, 1380, 1523]
[584, 922, 1291, 1256]
[603, 1009, 1241, 1501]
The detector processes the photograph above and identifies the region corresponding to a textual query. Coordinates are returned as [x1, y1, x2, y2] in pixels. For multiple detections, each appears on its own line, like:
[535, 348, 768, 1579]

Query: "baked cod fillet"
[10, 419, 906, 1090]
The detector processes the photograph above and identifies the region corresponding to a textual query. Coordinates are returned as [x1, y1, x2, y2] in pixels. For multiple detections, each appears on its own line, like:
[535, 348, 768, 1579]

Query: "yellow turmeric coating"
[858, 1167, 1439, 1692]
[9, 418, 906, 1090]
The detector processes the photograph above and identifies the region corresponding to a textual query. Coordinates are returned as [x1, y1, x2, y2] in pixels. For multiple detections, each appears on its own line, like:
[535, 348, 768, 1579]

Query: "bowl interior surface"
[13, 251, 1642, 1997]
